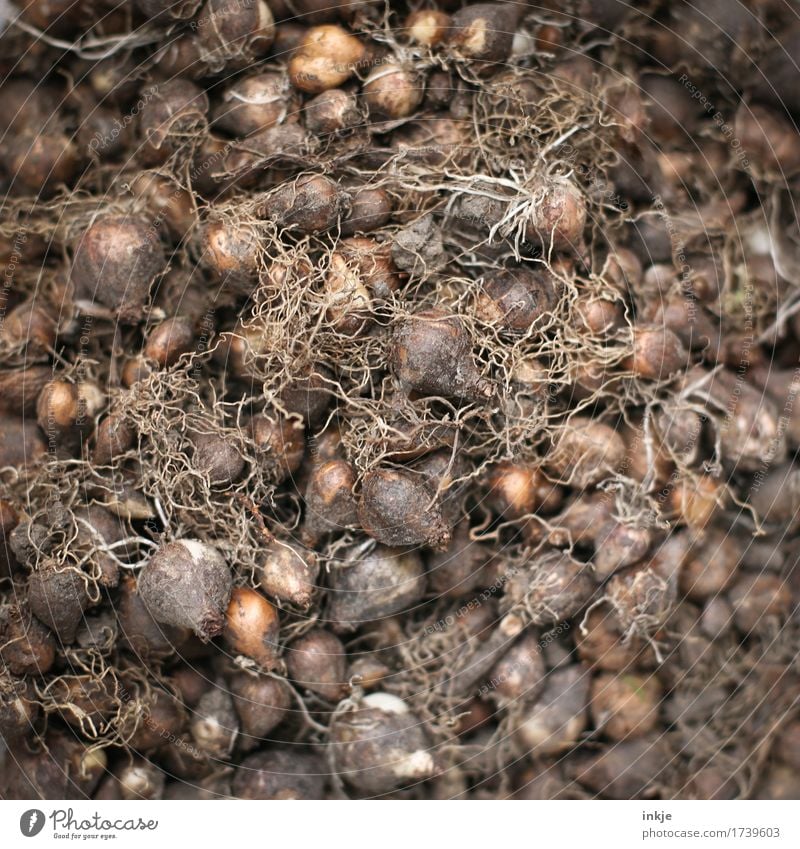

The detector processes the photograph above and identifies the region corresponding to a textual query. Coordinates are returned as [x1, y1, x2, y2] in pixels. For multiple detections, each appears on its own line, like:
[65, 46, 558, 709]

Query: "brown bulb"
[486, 462, 548, 520]
[71, 216, 165, 323]
[197, 0, 276, 69]
[363, 64, 424, 120]
[289, 25, 366, 94]
[88, 57, 140, 101]
[121, 356, 154, 388]
[525, 180, 586, 251]
[280, 363, 334, 426]
[0, 78, 59, 136]
[119, 760, 166, 801]
[250, 414, 305, 481]
[0, 366, 52, 417]
[645, 294, 718, 354]
[476, 268, 557, 331]
[0, 414, 47, 469]
[448, 3, 520, 65]
[191, 133, 231, 193]
[190, 688, 239, 758]
[36, 379, 103, 437]
[0, 603, 56, 675]
[271, 22, 308, 59]
[0, 499, 19, 541]
[213, 71, 293, 137]
[547, 418, 626, 489]
[153, 34, 205, 78]
[309, 422, 343, 464]
[131, 173, 197, 242]
[330, 694, 436, 794]
[286, 628, 348, 701]
[153, 266, 214, 325]
[358, 467, 452, 550]
[219, 122, 311, 186]
[138, 539, 232, 642]
[426, 523, 488, 598]
[392, 310, 490, 402]
[260, 540, 319, 608]
[391, 213, 447, 276]
[504, 551, 594, 626]
[302, 458, 358, 543]
[337, 238, 400, 299]
[145, 317, 195, 367]
[171, 666, 209, 707]
[303, 88, 361, 136]
[393, 116, 472, 167]
[730, 573, 792, 633]
[604, 247, 642, 296]
[574, 294, 624, 336]
[406, 10, 451, 46]
[233, 749, 325, 799]
[264, 173, 343, 234]
[0, 302, 56, 351]
[287, 0, 353, 25]
[589, 672, 662, 741]
[224, 586, 280, 668]
[347, 655, 390, 690]
[575, 606, 646, 672]
[423, 69, 456, 110]
[535, 23, 562, 53]
[514, 666, 589, 756]
[8, 131, 80, 195]
[47, 674, 119, 731]
[679, 530, 738, 602]
[341, 186, 393, 236]
[28, 562, 91, 643]
[327, 546, 426, 631]
[201, 218, 261, 291]
[79, 106, 134, 160]
[593, 520, 652, 580]
[0, 678, 39, 742]
[324, 250, 373, 335]
[488, 631, 547, 705]
[625, 325, 686, 381]
[191, 431, 246, 487]
[117, 574, 191, 660]
[138, 79, 209, 165]
[230, 673, 291, 743]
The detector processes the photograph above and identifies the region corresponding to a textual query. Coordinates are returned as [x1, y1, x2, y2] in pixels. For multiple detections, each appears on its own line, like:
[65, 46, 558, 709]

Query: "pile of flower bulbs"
[1, 0, 799, 800]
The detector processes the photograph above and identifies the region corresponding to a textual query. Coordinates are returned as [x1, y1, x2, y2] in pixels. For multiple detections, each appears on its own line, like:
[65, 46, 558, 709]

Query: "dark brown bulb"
[145, 317, 196, 367]
[139, 79, 209, 165]
[197, 0, 276, 70]
[71, 216, 165, 323]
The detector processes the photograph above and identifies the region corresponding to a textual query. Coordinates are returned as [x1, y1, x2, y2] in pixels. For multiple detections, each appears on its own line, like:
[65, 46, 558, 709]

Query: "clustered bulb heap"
[1, 0, 800, 803]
